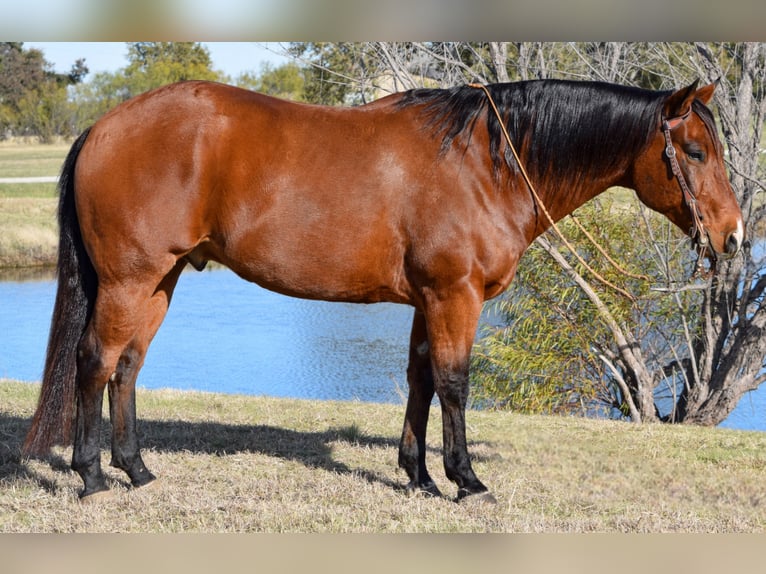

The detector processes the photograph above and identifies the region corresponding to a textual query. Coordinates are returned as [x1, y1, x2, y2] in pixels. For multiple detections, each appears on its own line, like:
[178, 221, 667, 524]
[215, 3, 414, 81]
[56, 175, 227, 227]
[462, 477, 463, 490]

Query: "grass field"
[1, 379, 765, 532]
[0, 141, 66, 195]
[0, 143, 66, 268]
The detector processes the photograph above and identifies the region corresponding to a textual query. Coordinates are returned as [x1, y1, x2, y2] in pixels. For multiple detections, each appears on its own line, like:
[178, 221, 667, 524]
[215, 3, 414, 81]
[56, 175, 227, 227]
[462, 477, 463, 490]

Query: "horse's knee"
[77, 330, 114, 386]
[112, 346, 142, 385]
[434, 371, 469, 407]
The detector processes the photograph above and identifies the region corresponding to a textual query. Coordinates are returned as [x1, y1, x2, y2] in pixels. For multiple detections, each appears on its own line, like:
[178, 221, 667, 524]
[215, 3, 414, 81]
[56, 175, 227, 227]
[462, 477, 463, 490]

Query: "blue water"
[0, 268, 412, 404]
[1, 267, 764, 431]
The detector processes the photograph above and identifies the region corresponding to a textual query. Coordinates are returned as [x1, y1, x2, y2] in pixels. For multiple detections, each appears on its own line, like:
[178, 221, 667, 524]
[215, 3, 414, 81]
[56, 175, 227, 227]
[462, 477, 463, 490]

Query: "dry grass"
[1, 379, 765, 532]
[0, 197, 58, 267]
[0, 143, 64, 268]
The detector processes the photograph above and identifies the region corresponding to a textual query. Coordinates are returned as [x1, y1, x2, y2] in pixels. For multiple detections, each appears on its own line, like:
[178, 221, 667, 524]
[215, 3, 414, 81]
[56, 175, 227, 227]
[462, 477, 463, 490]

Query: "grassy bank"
[0, 143, 66, 269]
[0, 141, 68, 180]
[1, 379, 765, 532]
[0, 197, 58, 268]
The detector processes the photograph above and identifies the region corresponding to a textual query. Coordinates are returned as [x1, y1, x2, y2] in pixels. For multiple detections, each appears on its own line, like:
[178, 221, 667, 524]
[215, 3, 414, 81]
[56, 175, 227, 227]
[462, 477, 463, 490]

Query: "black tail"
[22, 127, 96, 457]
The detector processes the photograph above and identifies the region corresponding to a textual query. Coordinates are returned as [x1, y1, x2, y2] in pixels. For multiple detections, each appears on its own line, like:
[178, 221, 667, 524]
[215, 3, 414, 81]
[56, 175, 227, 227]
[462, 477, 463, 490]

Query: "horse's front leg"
[399, 310, 442, 497]
[424, 285, 496, 503]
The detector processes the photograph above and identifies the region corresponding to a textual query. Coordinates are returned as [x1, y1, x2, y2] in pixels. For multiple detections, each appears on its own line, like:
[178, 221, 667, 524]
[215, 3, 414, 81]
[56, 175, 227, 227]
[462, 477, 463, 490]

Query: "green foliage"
[67, 71, 130, 133]
[123, 42, 223, 95]
[68, 43, 225, 132]
[2, 42, 308, 138]
[0, 42, 87, 139]
[470, 220, 613, 415]
[235, 62, 307, 101]
[289, 43, 376, 105]
[0, 43, 46, 109]
[16, 86, 72, 143]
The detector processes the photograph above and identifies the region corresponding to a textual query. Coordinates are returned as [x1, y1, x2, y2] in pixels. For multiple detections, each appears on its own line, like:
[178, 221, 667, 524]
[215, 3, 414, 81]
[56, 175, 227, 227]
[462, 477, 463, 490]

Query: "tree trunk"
[670, 42, 766, 425]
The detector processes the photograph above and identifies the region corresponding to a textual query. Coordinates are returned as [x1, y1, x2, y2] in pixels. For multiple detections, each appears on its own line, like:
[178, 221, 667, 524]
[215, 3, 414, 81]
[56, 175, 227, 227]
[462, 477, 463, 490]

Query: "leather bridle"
[661, 110, 708, 251]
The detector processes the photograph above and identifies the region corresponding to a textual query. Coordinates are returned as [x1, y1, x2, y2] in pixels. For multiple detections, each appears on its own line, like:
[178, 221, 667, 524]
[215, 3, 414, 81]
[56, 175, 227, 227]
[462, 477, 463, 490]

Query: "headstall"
[661, 109, 713, 277]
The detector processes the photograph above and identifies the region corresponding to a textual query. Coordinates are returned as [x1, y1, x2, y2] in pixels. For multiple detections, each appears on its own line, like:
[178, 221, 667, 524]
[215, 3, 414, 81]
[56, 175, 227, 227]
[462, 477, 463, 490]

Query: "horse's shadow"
[0, 413, 413, 495]
[140, 416, 406, 490]
[2, 411, 498, 499]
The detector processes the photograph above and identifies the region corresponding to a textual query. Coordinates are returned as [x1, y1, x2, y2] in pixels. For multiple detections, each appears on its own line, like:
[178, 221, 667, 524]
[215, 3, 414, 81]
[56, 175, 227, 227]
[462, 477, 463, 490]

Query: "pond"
[1, 266, 764, 431]
[0, 267, 413, 404]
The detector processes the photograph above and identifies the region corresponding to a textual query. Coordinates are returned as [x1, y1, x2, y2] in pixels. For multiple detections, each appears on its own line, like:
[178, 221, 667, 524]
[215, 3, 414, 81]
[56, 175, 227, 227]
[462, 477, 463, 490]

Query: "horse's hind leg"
[107, 261, 185, 488]
[73, 288, 143, 498]
[398, 310, 442, 497]
[72, 262, 183, 498]
[107, 346, 155, 488]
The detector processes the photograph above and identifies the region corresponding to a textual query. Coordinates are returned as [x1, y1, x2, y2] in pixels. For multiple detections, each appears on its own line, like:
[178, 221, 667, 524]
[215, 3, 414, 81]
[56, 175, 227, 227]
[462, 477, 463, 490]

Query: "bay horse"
[22, 78, 744, 502]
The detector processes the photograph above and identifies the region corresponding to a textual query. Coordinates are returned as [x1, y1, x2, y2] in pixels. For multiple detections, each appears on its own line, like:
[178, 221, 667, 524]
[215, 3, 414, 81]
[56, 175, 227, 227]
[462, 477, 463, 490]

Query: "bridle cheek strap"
[661, 112, 708, 249]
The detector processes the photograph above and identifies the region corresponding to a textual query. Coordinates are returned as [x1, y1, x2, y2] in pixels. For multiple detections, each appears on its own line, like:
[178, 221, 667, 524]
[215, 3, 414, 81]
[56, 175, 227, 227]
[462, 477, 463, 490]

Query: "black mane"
[398, 80, 671, 190]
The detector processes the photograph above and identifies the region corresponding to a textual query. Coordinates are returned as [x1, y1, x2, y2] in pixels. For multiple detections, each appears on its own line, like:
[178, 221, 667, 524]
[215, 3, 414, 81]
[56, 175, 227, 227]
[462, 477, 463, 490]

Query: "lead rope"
[468, 83, 644, 301]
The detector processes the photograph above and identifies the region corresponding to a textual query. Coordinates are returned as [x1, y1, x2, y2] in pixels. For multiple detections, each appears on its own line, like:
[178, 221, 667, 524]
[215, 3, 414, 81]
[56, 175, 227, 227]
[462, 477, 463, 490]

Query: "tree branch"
[372, 42, 419, 91]
[488, 42, 510, 83]
[535, 235, 657, 419]
[598, 353, 641, 422]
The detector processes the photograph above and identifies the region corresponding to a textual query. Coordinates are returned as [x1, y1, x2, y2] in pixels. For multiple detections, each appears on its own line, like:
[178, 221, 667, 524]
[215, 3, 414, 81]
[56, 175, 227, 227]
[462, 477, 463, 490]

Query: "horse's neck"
[525, 172, 627, 239]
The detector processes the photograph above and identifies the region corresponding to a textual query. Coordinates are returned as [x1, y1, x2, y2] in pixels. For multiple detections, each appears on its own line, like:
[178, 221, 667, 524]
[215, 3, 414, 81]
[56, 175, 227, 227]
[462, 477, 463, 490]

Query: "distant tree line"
[0, 42, 309, 142]
[0, 42, 88, 142]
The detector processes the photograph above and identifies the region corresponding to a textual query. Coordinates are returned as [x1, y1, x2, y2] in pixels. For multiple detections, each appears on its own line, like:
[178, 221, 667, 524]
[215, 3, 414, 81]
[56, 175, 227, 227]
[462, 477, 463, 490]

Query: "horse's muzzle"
[724, 219, 745, 257]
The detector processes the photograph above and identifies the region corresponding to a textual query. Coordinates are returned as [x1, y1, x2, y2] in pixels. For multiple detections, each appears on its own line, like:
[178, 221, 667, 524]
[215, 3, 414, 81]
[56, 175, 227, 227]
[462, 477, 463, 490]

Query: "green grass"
[0, 183, 58, 199]
[0, 142, 68, 180]
[2, 379, 765, 532]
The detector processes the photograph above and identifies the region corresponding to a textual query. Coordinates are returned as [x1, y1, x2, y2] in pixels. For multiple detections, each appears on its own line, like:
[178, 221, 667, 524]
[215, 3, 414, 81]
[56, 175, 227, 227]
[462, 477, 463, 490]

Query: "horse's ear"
[694, 81, 717, 105]
[664, 79, 700, 119]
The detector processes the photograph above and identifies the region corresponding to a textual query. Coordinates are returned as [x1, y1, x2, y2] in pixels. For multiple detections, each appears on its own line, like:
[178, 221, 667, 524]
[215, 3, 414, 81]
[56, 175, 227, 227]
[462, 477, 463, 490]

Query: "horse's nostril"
[726, 235, 737, 254]
[726, 224, 744, 256]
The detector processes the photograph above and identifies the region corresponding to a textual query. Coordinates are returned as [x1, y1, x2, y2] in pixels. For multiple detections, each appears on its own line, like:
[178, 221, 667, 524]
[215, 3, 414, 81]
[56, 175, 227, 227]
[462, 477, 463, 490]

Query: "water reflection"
[0, 266, 55, 282]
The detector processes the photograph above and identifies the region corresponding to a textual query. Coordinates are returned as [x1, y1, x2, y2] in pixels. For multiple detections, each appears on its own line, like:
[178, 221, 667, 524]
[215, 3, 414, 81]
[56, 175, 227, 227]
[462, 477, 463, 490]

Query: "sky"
[25, 42, 293, 80]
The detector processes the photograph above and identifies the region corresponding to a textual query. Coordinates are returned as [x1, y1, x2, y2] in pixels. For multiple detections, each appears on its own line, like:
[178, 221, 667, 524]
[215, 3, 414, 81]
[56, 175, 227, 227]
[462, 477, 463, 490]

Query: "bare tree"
[662, 43, 766, 424]
[294, 42, 766, 425]
[519, 42, 766, 424]
[535, 42, 765, 425]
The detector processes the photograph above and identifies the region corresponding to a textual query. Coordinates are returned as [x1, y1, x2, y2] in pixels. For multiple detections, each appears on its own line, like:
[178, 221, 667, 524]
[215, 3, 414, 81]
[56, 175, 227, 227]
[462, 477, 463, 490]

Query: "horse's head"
[631, 81, 744, 258]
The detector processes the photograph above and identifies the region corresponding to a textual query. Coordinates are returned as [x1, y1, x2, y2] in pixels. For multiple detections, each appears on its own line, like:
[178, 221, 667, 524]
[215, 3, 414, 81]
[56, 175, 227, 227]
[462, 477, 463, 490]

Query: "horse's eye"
[685, 148, 706, 162]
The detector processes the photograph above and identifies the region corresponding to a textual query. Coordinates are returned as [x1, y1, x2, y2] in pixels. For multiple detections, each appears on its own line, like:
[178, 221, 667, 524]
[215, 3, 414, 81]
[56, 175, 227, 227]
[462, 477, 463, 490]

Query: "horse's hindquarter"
[75, 82, 521, 305]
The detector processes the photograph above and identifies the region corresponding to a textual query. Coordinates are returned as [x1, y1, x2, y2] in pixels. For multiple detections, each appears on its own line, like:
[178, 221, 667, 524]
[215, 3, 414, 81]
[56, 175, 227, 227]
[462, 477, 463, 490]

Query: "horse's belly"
[235, 259, 409, 304]
[219, 229, 411, 304]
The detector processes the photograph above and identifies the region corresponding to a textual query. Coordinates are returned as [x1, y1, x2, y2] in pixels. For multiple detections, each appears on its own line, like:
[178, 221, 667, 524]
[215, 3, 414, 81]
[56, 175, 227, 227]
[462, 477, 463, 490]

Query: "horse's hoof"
[128, 467, 157, 489]
[405, 480, 443, 499]
[456, 488, 498, 505]
[133, 477, 159, 491]
[78, 488, 114, 504]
